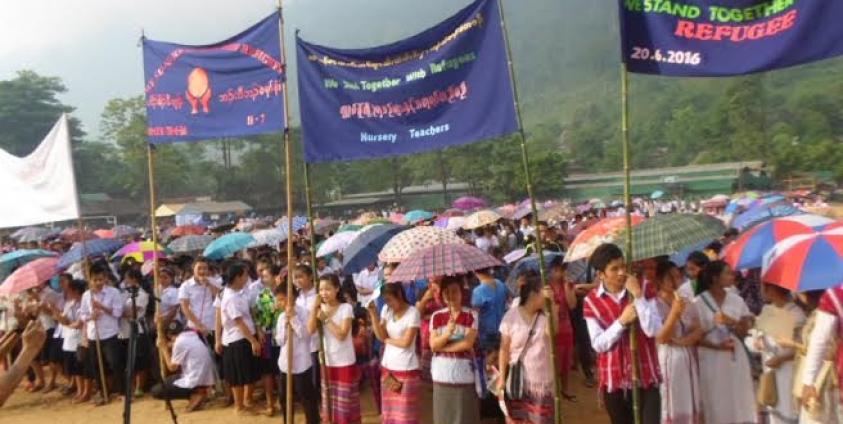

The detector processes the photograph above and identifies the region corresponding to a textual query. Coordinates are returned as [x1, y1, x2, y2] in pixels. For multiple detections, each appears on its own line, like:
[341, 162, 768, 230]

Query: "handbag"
[506, 312, 540, 401]
[757, 370, 778, 407]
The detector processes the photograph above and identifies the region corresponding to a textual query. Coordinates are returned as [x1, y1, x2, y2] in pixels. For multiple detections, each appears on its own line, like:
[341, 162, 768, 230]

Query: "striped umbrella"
[58, 238, 124, 269]
[762, 226, 843, 291]
[388, 243, 501, 283]
[203, 232, 256, 260]
[612, 214, 726, 262]
[565, 216, 645, 263]
[0, 257, 60, 295]
[723, 215, 838, 270]
[379, 226, 464, 263]
[113, 241, 168, 263]
[0, 249, 57, 280]
[168, 234, 215, 253]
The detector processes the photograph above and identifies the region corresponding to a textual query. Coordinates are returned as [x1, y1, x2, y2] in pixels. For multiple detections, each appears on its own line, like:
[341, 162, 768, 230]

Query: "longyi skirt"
[222, 338, 260, 386]
[321, 364, 362, 424]
[381, 368, 421, 424]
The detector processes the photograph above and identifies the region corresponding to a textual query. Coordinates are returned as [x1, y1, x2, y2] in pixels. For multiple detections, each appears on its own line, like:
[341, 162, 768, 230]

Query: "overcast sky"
[0, 0, 465, 139]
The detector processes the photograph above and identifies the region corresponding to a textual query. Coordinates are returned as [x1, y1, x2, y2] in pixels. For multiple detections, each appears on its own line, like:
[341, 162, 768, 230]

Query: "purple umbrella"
[453, 196, 488, 211]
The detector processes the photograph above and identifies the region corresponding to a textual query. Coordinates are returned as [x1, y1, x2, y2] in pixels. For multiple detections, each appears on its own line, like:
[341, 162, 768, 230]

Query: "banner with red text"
[142, 12, 286, 143]
[620, 0, 843, 76]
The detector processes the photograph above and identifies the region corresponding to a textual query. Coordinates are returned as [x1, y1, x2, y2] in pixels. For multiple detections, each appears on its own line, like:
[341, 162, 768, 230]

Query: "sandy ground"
[1, 372, 610, 423]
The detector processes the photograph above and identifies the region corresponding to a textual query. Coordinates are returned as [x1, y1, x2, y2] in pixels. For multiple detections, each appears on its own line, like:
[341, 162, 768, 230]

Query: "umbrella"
[337, 224, 363, 233]
[440, 209, 465, 218]
[505, 251, 563, 291]
[761, 226, 843, 291]
[670, 239, 716, 266]
[539, 204, 572, 223]
[112, 225, 141, 239]
[317, 231, 359, 258]
[0, 257, 60, 295]
[168, 234, 215, 253]
[731, 200, 802, 231]
[309, 218, 341, 236]
[0, 249, 57, 280]
[93, 229, 114, 239]
[275, 216, 308, 232]
[59, 228, 98, 242]
[203, 232, 256, 260]
[389, 214, 407, 225]
[169, 225, 206, 238]
[114, 241, 168, 263]
[452, 196, 488, 211]
[343, 224, 406, 274]
[378, 226, 464, 263]
[565, 216, 645, 263]
[388, 243, 502, 283]
[12, 227, 52, 243]
[513, 205, 536, 220]
[496, 204, 517, 220]
[57, 238, 124, 269]
[503, 248, 528, 264]
[405, 210, 435, 224]
[723, 215, 838, 270]
[612, 214, 726, 262]
[434, 216, 466, 231]
[651, 190, 665, 200]
[463, 210, 502, 230]
[249, 228, 288, 248]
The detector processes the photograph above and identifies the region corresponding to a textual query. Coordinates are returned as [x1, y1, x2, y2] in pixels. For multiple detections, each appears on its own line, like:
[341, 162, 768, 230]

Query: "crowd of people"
[0, 203, 840, 424]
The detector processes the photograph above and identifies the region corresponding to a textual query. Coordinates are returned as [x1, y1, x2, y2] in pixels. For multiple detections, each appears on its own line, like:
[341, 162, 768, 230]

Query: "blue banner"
[620, 0, 843, 76]
[142, 13, 286, 143]
[296, 0, 518, 163]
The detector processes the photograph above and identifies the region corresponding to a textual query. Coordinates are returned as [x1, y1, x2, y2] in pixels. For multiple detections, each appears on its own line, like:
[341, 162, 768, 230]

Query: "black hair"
[655, 260, 678, 284]
[224, 261, 248, 287]
[318, 273, 344, 303]
[193, 256, 210, 266]
[274, 282, 297, 299]
[548, 255, 567, 271]
[89, 262, 111, 277]
[69, 279, 87, 295]
[341, 275, 358, 303]
[440, 275, 464, 292]
[705, 241, 723, 255]
[762, 282, 791, 299]
[59, 273, 73, 284]
[696, 260, 729, 295]
[159, 267, 175, 279]
[268, 264, 282, 277]
[124, 268, 143, 283]
[381, 282, 408, 305]
[164, 320, 185, 337]
[685, 251, 710, 268]
[589, 243, 624, 272]
[724, 228, 739, 238]
[518, 273, 542, 306]
[295, 264, 313, 278]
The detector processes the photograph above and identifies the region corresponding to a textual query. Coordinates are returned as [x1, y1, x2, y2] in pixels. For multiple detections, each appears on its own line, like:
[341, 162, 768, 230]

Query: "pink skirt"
[381, 368, 422, 424]
[321, 365, 362, 424]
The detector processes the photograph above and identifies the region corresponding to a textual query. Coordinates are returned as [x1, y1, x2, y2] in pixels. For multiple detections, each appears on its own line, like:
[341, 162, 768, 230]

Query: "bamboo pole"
[76, 217, 109, 405]
[146, 144, 178, 423]
[620, 63, 642, 424]
[498, 1, 562, 423]
[275, 2, 296, 422]
[303, 163, 332, 422]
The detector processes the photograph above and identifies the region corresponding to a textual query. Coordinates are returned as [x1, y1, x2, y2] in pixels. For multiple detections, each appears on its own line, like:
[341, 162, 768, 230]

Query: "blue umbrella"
[731, 200, 802, 231]
[57, 238, 124, 269]
[342, 224, 406, 274]
[505, 251, 563, 291]
[669, 238, 715, 266]
[203, 232, 256, 260]
[405, 210, 434, 224]
[0, 249, 57, 280]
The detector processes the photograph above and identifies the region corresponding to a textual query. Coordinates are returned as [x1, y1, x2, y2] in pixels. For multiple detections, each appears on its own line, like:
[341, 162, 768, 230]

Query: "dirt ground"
[1, 372, 611, 423]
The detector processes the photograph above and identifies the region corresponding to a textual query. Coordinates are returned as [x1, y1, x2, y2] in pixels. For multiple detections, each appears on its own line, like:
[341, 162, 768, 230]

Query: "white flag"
[0, 114, 80, 228]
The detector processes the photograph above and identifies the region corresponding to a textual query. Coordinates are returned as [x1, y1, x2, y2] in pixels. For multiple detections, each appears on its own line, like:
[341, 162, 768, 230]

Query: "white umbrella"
[317, 231, 359, 258]
[249, 228, 288, 248]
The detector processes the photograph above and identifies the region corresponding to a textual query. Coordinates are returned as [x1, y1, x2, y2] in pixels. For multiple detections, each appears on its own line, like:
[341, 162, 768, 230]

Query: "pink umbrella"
[389, 213, 407, 225]
[0, 257, 60, 295]
[453, 196, 488, 211]
[94, 229, 114, 239]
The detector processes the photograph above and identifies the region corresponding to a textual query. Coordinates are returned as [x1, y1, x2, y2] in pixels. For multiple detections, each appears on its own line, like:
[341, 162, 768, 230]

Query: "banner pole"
[497, 1, 562, 422]
[276, 2, 297, 423]
[303, 162, 332, 422]
[146, 144, 178, 423]
[76, 217, 109, 405]
[620, 63, 642, 424]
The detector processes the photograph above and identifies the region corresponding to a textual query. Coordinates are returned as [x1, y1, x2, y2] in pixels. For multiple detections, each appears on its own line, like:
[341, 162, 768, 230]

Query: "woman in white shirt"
[274, 282, 319, 424]
[220, 261, 262, 415]
[308, 273, 360, 424]
[367, 283, 421, 424]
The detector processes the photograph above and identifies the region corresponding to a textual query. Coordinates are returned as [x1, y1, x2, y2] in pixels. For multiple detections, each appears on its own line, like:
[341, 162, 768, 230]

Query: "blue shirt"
[471, 279, 510, 350]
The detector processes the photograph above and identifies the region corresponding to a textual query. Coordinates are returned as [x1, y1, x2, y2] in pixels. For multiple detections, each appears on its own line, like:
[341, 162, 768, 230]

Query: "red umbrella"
[388, 243, 501, 283]
[169, 225, 206, 237]
[0, 257, 60, 295]
[93, 229, 114, 239]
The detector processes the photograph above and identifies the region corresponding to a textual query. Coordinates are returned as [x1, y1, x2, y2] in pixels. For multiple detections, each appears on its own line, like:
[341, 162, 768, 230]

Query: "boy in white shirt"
[275, 282, 318, 424]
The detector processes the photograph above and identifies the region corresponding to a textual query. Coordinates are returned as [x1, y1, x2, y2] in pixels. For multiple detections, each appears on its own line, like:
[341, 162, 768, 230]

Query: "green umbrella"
[612, 214, 725, 262]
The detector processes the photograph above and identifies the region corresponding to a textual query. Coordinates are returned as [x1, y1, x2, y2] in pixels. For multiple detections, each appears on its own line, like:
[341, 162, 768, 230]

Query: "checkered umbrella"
[378, 226, 464, 263]
[612, 214, 726, 262]
[0, 257, 60, 295]
[168, 234, 215, 253]
[388, 242, 500, 283]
